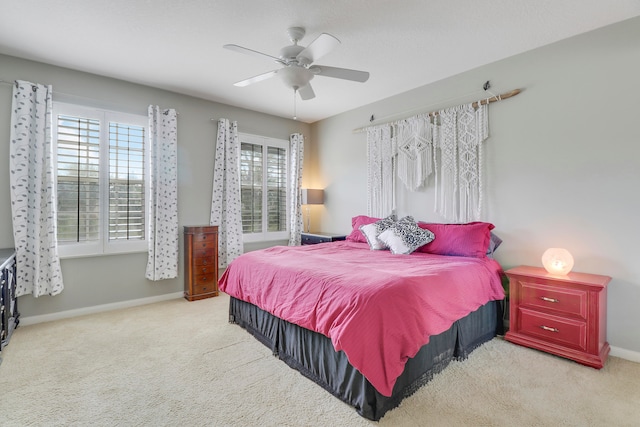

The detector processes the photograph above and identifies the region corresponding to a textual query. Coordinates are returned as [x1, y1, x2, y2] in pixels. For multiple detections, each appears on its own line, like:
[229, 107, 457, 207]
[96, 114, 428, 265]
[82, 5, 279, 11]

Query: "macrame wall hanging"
[396, 116, 433, 192]
[361, 88, 520, 223]
[366, 124, 395, 218]
[434, 103, 488, 222]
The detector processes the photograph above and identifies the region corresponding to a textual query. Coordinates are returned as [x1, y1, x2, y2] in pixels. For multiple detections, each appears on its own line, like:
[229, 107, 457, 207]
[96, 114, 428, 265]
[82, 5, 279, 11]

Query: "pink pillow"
[345, 215, 380, 243]
[417, 221, 495, 258]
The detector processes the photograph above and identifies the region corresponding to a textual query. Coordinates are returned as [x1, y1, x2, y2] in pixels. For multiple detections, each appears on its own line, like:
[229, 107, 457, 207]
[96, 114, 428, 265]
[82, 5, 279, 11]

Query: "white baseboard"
[610, 346, 640, 363]
[19, 292, 185, 326]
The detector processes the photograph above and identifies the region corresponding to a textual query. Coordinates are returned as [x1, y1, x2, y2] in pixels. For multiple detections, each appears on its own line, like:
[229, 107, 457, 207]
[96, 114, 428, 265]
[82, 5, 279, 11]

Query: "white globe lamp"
[542, 248, 574, 275]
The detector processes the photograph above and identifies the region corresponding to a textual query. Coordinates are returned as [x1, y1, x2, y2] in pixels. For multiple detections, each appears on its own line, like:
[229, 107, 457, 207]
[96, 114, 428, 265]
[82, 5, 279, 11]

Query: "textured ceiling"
[1, 0, 639, 123]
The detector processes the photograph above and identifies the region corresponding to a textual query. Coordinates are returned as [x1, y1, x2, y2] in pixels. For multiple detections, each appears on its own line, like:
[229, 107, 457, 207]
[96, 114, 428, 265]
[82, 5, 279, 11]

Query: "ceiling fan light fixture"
[278, 66, 314, 90]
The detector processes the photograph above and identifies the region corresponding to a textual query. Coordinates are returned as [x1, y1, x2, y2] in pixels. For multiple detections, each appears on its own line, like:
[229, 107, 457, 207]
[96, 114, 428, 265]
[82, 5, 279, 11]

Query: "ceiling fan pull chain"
[293, 88, 297, 120]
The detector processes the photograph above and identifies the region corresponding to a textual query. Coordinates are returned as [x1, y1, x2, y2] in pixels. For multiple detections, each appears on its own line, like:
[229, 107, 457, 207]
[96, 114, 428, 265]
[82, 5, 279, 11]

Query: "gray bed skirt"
[228, 297, 502, 421]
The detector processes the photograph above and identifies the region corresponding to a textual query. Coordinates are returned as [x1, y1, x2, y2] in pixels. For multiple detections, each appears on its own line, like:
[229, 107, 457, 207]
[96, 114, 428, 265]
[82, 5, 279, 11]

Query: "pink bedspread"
[219, 241, 505, 396]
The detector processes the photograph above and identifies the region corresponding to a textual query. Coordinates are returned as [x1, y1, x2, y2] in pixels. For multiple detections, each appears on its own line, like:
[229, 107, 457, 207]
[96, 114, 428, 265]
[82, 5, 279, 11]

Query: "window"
[239, 134, 289, 242]
[53, 103, 149, 257]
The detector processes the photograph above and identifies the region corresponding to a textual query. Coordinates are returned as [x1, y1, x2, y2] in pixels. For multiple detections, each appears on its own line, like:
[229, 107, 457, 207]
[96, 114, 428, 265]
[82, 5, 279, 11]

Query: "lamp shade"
[301, 189, 324, 205]
[541, 248, 574, 275]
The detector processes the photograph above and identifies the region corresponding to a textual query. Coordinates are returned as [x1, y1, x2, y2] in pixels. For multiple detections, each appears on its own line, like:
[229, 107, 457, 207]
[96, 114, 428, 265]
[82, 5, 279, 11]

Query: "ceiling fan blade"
[296, 33, 340, 65]
[224, 44, 285, 64]
[311, 65, 370, 83]
[233, 70, 278, 87]
[298, 83, 315, 100]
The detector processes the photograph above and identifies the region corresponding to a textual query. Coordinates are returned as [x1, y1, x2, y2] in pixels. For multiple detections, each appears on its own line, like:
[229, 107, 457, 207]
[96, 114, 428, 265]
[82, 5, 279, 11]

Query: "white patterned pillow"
[359, 215, 396, 250]
[378, 216, 435, 255]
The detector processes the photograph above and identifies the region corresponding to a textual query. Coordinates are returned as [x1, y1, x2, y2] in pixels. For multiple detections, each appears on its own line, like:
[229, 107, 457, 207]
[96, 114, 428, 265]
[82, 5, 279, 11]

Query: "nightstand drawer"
[302, 234, 330, 244]
[520, 281, 587, 319]
[519, 308, 587, 351]
[301, 233, 346, 245]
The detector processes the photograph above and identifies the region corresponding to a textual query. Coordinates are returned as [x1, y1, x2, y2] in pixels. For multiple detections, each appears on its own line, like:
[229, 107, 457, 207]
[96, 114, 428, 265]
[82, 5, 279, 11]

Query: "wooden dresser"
[505, 266, 610, 369]
[184, 226, 219, 301]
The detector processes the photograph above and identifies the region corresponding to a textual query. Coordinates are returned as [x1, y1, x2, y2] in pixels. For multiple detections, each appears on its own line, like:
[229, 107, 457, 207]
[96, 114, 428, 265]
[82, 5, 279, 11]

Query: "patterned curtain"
[9, 80, 64, 297]
[210, 119, 243, 268]
[366, 124, 396, 217]
[288, 133, 304, 246]
[434, 103, 488, 222]
[146, 106, 179, 280]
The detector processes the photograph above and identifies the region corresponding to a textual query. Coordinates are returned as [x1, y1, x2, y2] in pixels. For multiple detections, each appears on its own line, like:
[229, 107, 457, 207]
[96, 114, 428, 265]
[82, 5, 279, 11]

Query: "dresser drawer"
[193, 256, 215, 267]
[194, 272, 215, 284]
[193, 233, 217, 243]
[193, 248, 216, 259]
[193, 273, 217, 296]
[192, 239, 216, 251]
[519, 308, 587, 351]
[192, 281, 217, 296]
[520, 281, 587, 319]
[192, 263, 215, 276]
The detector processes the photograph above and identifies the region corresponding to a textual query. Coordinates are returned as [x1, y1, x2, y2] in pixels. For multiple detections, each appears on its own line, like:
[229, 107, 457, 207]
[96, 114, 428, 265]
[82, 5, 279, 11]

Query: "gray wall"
[2, 16, 639, 356]
[0, 54, 310, 317]
[311, 17, 640, 354]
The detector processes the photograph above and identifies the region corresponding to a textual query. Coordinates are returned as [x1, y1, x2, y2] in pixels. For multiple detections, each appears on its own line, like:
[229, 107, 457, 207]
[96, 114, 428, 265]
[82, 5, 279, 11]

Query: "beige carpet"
[0, 293, 638, 427]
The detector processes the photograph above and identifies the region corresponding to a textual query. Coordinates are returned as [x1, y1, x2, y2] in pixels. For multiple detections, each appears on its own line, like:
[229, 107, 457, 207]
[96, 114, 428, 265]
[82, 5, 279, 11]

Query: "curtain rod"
[353, 88, 522, 133]
[1, 79, 179, 115]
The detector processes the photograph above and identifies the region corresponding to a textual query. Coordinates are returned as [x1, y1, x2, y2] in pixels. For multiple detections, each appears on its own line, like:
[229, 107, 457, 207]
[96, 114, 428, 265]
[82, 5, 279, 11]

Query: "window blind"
[266, 146, 286, 232]
[56, 115, 101, 243]
[240, 143, 263, 233]
[109, 122, 145, 241]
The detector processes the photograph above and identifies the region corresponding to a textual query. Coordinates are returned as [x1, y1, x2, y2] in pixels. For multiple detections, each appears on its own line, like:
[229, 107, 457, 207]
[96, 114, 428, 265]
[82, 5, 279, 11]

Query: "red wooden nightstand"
[505, 266, 611, 369]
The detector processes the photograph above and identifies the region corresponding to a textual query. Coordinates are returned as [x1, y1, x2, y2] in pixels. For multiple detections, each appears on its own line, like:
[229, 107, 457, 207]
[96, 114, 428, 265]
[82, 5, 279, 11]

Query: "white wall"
[311, 17, 640, 353]
[0, 54, 310, 317]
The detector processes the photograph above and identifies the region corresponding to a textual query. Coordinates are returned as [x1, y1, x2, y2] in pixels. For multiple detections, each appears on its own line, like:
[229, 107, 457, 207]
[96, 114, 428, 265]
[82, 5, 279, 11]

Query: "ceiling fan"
[224, 27, 370, 100]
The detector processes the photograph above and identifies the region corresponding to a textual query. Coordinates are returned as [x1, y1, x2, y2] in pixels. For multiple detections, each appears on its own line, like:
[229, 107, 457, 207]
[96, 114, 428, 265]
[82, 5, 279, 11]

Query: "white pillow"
[378, 216, 435, 255]
[359, 215, 396, 250]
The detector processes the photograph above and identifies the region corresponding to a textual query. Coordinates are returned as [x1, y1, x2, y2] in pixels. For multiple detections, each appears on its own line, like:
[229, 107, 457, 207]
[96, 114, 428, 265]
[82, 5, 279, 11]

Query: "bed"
[219, 217, 505, 421]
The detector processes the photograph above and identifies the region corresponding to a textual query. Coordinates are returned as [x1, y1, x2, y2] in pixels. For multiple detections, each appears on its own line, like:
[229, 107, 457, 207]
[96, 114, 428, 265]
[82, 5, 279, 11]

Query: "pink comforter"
[219, 241, 505, 396]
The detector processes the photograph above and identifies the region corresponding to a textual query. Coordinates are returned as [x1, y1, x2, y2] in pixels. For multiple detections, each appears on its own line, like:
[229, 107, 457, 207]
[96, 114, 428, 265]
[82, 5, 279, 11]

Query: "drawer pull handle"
[540, 325, 559, 333]
[540, 296, 559, 303]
